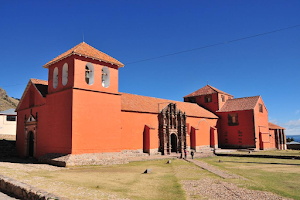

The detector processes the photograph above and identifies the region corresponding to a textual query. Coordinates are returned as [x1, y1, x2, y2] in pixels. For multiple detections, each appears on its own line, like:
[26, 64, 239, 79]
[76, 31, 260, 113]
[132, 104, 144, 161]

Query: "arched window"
[102, 66, 110, 88]
[85, 63, 94, 85]
[53, 67, 58, 89]
[62, 63, 68, 86]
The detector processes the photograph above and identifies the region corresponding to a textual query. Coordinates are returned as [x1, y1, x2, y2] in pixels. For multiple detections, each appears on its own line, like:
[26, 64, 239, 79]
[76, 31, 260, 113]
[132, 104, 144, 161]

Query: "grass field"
[0, 159, 216, 200]
[202, 156, 300, 200]
[1, 156, 300, 199]
[220, 149, 300, 156]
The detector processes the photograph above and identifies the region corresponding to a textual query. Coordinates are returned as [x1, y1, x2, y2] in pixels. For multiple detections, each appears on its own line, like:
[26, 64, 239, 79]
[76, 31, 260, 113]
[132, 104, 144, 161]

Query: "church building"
[15, 42, 219, 158]
[15, 42, 286, 159]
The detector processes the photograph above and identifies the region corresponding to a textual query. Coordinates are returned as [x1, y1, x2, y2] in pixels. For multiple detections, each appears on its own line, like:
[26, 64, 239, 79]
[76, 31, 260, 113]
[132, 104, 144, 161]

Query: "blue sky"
[1, 1, 300, 134]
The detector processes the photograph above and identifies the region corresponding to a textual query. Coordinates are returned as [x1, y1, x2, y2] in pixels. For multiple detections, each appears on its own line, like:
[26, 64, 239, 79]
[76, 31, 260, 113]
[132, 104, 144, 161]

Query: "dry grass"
[0, 159, 212, 200]
[1, 156, 299, 199]
[201, 156, 300, 200]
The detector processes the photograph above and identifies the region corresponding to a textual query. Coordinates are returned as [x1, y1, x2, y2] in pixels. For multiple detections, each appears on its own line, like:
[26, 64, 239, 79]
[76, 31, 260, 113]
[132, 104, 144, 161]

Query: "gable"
[184, 85, 232, 98]
[15, 79, 47, 111]
[254, 96, 268, 113]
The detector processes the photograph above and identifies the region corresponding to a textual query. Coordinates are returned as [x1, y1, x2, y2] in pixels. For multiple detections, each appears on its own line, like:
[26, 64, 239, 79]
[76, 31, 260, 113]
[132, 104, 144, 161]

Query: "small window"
[228, 113, 239, 126]
[205, 94, 212, 103]
[221, 95, 225, 102]
[259, 104, 263, 113]
[7, 116, 16, 121]
[102, 66, 110, 88]
[53, 67, 58, 89]
[85, 63, 94, 85]
[188, 97, 196, 103]
[62, 63, 68, 86]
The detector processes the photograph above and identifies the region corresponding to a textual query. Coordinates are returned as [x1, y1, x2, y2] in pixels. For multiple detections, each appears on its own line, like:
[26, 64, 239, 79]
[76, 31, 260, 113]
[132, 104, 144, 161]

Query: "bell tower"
[43, 42, 124, 154]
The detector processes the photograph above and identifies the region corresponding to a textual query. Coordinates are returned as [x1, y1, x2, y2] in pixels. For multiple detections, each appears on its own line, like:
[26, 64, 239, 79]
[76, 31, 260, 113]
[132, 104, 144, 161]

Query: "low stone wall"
[38, 150, 151, 167]
[0, 134, 16, 141]
[287, 144, 300, 150]
[0, 174, 67, 200]
[0, 140, 18, 157]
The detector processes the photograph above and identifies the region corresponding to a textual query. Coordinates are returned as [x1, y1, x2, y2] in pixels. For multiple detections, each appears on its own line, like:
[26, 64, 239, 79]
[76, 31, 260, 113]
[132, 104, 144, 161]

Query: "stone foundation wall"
[0, 140, 18, 157]
[287, 144, 300, 150]
[194, 145, 212, 152]
[38, 149, 151, 167]
[0, 174, 66, 200]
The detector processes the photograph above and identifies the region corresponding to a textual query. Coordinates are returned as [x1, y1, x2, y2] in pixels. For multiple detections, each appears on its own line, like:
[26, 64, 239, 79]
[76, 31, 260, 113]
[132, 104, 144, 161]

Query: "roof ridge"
[121, 92, 196, 105]
[228, 95, 260, 101]
[43, 42, 124, 68]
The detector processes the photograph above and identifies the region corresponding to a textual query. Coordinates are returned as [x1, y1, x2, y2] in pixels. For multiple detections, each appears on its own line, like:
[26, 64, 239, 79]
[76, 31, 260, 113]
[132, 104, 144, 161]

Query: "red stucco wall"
[217, 110, 256, 148]
[72, 89, 122, 154]
[254, 97, 270, 150]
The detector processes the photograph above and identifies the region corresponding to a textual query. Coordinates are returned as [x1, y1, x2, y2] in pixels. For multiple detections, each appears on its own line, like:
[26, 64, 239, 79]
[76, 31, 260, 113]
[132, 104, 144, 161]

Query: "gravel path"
[187, 159, 243, 179]
[182, 178, 292, 200]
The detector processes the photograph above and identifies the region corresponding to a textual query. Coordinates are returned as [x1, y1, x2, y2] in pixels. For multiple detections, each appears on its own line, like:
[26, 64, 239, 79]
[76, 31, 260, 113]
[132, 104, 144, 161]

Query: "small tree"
[291, 137, 295, 142]
[287, 137, 291, 142]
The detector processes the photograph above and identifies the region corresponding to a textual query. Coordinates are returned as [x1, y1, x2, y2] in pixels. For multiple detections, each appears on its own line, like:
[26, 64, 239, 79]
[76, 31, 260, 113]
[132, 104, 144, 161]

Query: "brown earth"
[0, 87, 19, 111]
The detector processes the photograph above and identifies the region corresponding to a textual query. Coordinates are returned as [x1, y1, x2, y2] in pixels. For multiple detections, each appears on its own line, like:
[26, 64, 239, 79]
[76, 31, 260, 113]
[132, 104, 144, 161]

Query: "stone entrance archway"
[159, 103, 187, 155]
[24, 113, 37, 158]
[28, 131, 34, 157]
[170, 133, 178, 152]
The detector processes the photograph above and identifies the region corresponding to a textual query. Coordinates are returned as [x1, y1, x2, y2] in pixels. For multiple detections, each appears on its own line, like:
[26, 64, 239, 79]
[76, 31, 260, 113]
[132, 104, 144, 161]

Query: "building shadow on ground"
[0, 157, 38, 164]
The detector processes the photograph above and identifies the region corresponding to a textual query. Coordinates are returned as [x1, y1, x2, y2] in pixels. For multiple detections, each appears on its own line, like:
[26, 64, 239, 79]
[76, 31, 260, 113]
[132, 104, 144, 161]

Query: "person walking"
[191, 151, 194, 159]
[184, 149, 187, 159]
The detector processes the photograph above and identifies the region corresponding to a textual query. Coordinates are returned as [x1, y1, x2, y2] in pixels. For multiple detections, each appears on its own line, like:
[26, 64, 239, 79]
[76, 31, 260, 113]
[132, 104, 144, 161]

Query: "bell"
[85, 71, 90, 79]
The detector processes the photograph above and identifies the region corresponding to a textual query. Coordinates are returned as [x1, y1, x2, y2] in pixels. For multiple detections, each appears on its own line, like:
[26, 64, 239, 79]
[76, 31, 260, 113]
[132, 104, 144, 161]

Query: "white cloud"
[284, 119, 300, 135]
[285, 119, 300, 126]
[269, 119, 278, 124]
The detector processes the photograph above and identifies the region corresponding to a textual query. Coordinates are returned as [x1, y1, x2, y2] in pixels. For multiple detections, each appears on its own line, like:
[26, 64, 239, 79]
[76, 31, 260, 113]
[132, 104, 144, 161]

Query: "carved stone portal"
[159, 103, 187, 155]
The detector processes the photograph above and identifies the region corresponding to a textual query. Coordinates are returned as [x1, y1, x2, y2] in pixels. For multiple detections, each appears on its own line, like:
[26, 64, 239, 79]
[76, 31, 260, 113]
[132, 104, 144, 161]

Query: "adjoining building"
[0, 108, 17, 140]
[15, 42, 286, 159]
[184, 85, 286, 150]
[287, 141, 300, 150]
[268, 122, 286, 150]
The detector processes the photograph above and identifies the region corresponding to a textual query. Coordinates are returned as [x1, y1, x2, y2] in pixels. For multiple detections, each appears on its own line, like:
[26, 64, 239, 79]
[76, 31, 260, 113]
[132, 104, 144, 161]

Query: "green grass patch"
[222, 149, 300, 156]
[200, 156, 300, 200]
[18, 159, 210, 200]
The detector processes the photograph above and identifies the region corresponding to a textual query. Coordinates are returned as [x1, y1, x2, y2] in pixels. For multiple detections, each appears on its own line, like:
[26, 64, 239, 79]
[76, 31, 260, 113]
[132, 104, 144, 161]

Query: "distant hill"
[0, 87, 19, 111]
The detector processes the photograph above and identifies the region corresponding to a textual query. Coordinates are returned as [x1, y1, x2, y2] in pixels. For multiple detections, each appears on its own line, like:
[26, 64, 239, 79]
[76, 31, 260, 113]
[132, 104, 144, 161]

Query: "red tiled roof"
[31, 79, 48, 97]
[43, 42, 124, 68]
[268, 122, 285, 130]
[121, 93, 218, 118]
[31, 78, 48, 86]
[217, 96, 260, 112]
[184, 85, 232, 98]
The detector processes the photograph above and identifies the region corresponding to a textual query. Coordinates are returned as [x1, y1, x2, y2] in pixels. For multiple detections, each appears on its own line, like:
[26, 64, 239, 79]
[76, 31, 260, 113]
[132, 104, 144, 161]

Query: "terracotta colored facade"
[16, 43, 286, 158]
[16, 43, 219, 158]
[184, 85, 286, 150]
